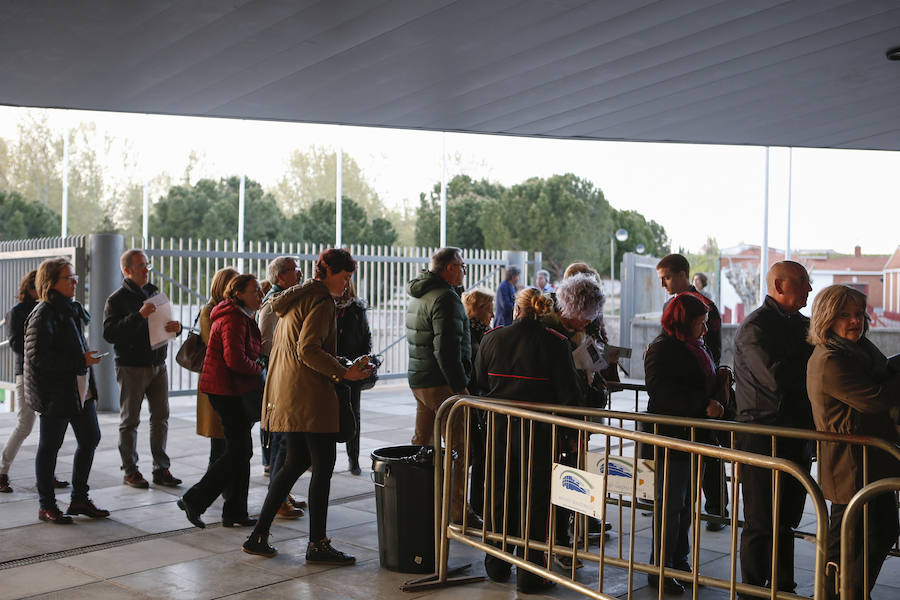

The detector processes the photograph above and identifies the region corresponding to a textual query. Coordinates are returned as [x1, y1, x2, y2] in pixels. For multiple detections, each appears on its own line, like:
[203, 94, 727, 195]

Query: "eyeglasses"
[453, 262, 468, 274]
[62, 275, 79, 282]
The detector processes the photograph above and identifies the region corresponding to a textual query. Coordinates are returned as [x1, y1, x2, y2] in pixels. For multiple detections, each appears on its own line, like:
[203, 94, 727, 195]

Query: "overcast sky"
[2, 106, 898, 255]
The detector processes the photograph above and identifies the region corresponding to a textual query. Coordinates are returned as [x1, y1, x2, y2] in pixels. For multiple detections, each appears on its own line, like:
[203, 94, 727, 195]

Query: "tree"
[274, 147, 384, 217]
[612, 209, 672, 267]
[286, 197, 398, 246]
[480, 173, 616, 278]
[150, 176, 285, 241]
[0, 190, 60, 240]
[414, 175, 503, 248]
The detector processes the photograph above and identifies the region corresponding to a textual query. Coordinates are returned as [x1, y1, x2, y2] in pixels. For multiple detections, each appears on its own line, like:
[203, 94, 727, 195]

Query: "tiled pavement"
[1, 382, 899, 599]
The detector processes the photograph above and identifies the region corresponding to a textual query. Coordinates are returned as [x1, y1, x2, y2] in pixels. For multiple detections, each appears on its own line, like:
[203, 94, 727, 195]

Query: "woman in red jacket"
[178, 274, 263, 528]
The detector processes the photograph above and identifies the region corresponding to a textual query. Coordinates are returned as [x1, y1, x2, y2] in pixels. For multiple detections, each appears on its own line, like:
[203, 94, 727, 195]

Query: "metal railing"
[407, 395, 832, 599]
[126, 237, 507, 394]
[410, 395, 900, 599]
[840, 478, 900, 600]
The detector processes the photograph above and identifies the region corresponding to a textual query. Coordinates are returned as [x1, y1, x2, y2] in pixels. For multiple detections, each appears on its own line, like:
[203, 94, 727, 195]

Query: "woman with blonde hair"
[807, 284, 900, 599]
[197, 267, 238, 466]
[462, 288, 495, 362]
[472, 287, 581, 593]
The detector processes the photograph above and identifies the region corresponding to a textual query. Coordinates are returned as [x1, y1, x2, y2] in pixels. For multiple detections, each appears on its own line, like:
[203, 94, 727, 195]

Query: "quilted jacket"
[198, 300, 263, 397]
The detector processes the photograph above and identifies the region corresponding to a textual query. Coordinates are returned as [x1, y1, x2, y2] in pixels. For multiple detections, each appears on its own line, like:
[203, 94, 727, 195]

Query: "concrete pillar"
[89, 234, 124, 412]
[502, 250, 528, 286]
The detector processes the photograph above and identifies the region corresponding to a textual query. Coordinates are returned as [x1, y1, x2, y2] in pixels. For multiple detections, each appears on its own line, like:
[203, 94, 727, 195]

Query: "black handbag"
[175, 313, 205, 373]
[241, 386, 263, 423]
[334, 383, 357, 443]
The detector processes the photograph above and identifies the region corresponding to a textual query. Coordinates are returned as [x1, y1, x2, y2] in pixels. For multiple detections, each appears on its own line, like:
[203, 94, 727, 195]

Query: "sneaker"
[152, 468, 182, 487]
[53, 476, 70, 489]
[123, 470, 149, 489]
[0, 474, 12, 493]
[276, 500, 303, 519]
[243, 533, 277, 557]
[39, 506, 73, 524]
[306, 537, 356, 565]
[553, 554, 584, 570]
[288, 495, 307, 511]
[66, 498, 110, 518]
[263, 464, 270, 477]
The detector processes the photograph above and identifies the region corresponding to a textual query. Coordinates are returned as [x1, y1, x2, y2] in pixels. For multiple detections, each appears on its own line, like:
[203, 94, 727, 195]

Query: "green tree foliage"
[150, 177, 285, 240]
[0, 190, 60, 240]
[414, 175, 503, 248]
[612, 209, 672, 266]
[480, 174, 616, 278]
[285, 197, 398, 246]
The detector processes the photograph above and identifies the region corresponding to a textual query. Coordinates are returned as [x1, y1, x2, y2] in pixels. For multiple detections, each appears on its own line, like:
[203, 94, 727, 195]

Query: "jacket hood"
[407, 270, 454, 298]
[271, 279, 331, 316]
[210, 299, 245, 321]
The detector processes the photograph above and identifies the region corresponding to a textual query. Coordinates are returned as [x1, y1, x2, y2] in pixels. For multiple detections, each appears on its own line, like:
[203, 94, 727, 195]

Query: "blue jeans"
[36, 400, 101, 510]
[651, 456, 692, 569]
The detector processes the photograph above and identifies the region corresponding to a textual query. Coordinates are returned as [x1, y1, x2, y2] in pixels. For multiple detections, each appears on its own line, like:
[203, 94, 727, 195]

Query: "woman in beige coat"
[196, 268, 237, 462]
[807, 284, 900, 600]
[243, 248, 370, 562]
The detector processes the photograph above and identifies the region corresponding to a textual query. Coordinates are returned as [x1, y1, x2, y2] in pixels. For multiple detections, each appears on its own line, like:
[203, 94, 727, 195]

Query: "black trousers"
[36, 400, 101, 510]
[736, 435, 810, 594]
[484, 418, 552, 590]
[254, 431, 336, 541]
[183, 395, 252, 521]
[344, 386, 361, 466]
[825, 493, 899, 600]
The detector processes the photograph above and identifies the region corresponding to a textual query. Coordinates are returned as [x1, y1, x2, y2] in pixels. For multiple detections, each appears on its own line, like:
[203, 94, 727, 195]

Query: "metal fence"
[0, 237, 87, 404]
[125, 237, 507, 395]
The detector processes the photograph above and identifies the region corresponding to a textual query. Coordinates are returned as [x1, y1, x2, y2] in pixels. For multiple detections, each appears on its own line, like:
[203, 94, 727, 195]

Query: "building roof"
[2, 1, 900, 150]
[885, 247, 900, 270]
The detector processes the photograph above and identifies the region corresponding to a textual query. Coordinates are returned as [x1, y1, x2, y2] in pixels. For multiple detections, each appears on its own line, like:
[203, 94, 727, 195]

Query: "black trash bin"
[371, 445, 435, 573]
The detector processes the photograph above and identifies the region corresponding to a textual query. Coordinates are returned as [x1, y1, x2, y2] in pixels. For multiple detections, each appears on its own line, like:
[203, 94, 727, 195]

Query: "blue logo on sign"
[596, 461, 631, 478]
[561, 474, 590, 494]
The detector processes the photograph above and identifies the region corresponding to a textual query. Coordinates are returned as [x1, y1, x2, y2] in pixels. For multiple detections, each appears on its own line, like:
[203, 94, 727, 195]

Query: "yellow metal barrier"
[404, 395, 832, 599]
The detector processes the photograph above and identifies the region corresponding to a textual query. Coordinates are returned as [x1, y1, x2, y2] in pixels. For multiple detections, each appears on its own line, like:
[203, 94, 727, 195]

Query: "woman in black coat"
[335, 283, 372, 475]
[473, 288, 582, 594]
[644, 292, 726, 595]
[24, 257, 108, 524]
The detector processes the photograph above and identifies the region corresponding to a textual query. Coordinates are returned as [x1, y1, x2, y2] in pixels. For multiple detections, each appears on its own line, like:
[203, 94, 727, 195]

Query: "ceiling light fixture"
[887, 46, 900, 61]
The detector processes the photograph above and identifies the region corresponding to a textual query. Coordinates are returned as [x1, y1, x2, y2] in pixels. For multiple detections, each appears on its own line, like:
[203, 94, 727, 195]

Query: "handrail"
[419, 394, 832, 599]
[839, 478, 900, 600]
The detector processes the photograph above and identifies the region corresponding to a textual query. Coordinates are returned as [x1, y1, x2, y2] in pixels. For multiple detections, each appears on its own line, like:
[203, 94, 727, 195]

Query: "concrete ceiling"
[2, 0, 899, 150]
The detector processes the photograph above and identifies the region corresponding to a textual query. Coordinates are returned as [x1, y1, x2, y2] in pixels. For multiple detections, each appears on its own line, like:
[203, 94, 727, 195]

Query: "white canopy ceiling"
[2, 0, 899, 150]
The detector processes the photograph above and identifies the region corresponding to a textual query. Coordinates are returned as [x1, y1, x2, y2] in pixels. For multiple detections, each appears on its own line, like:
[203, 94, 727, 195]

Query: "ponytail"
[514, 288, 553, 320]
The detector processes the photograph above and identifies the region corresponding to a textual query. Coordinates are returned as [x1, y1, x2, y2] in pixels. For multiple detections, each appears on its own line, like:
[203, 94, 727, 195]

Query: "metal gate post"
[88, 233, 124, 412]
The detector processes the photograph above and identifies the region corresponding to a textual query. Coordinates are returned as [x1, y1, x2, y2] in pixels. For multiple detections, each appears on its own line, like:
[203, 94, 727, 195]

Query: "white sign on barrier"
[586, 452, 655, 500]
[550, 463, 607, 518]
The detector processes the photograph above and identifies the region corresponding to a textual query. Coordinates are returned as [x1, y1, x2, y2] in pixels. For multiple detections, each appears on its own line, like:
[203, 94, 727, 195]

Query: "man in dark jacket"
[493, 265, 520, 327]
[406, 246, 472, 522]
[733, 260, 813, 597]
[657, 253, 726, 530]
[103, 249, 182, 489]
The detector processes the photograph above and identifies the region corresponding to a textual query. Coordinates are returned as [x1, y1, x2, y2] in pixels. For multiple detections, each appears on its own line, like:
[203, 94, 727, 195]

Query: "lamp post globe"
[615, 228, 629, 243]
[636, 243, 646, 254]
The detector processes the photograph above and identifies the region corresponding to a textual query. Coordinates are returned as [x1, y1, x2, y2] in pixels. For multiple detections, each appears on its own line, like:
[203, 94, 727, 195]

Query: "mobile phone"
[94, 351, 110, 358]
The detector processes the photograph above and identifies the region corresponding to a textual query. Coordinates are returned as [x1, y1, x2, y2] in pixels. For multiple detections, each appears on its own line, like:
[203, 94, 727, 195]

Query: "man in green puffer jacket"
[406, 247, 473, 523]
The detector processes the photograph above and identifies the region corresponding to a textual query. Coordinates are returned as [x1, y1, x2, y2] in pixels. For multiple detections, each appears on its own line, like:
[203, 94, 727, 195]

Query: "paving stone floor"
[1, 381, 898, 599]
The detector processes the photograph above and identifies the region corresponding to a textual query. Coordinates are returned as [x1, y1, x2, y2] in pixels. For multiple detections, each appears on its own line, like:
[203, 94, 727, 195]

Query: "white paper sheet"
[147, 292, 176, 350]
[76, 374, 89, 408]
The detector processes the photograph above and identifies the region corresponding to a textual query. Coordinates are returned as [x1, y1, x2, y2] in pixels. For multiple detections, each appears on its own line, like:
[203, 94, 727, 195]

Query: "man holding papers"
[103, 249, 182, 489]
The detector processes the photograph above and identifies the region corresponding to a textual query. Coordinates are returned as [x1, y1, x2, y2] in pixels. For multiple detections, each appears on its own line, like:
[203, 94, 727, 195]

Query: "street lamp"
[635, 243, 646, 254]
[610, 228, 629, 315]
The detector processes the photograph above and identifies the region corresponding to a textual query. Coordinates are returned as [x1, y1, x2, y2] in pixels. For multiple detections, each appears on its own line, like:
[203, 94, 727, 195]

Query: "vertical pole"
[440, 133, 447, 248]
[760, 147, 770, 304]
[785, 147, 793, 261]
[237, 174, 246, 272]
[610, 236, 615, 308]
[61, 133, 69, 237]
[89, 234, 125, 412]
[336, 146, 343, 247]
[142, 183, 149, 243]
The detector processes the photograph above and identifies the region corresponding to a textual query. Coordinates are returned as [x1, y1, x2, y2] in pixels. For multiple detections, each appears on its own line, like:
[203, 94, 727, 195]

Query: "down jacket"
[198, 300, 263, 397]
[23, 290, 97, 418]
[261, 279, 348, 433]
[405, 270, 471, 392]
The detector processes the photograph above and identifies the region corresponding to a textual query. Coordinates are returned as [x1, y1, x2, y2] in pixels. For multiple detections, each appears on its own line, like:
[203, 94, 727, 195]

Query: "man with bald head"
[734, 260, 814, 597]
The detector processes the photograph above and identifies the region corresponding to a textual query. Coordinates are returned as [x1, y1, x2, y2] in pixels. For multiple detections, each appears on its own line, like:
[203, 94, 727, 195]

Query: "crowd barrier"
[402, 395, 900, 600]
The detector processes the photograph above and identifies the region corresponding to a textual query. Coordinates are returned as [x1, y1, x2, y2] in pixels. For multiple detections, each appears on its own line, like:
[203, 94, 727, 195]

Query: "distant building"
[883, 246, 900, 322]
[719, 245, 893, 325]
